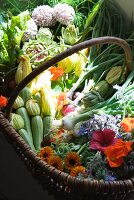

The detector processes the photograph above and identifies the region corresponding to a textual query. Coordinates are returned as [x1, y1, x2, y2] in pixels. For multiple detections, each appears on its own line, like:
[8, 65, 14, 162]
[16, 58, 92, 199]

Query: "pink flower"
[90, 129, 117, 153]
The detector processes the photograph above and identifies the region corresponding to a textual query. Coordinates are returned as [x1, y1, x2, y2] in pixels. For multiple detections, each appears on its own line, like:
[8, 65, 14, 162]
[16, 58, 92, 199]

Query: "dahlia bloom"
[90, 129, 117, 153]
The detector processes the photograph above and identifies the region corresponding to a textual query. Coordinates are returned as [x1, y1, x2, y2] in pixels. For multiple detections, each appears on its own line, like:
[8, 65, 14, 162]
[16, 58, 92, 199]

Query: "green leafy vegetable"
[0, 10, 30, 68]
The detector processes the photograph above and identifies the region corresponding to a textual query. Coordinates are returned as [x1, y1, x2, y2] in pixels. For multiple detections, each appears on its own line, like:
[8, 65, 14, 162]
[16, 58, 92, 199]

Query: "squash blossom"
[40, 86, 57, 117]
[30, 70, 52, 94]
[57, 48, 88, 75]
[15, 55, 32, 85]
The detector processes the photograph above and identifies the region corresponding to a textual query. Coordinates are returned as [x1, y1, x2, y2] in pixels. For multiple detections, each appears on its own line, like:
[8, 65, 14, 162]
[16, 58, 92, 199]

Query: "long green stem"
[77, 143, 86, 155]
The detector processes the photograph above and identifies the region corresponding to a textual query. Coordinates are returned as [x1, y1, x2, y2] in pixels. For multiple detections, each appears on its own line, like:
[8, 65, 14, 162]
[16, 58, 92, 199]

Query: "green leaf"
[0, 41, 9, 63]
[0, 10, 30, 68]
[85, 0, 104, 29]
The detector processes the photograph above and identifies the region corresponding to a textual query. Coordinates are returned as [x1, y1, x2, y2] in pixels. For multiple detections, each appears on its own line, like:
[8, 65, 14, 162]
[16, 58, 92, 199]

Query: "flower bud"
[61, 24, 81, 45]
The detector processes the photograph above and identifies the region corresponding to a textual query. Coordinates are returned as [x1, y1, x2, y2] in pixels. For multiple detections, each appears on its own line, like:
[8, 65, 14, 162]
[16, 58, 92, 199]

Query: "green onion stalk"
[53, 69, 134, 131]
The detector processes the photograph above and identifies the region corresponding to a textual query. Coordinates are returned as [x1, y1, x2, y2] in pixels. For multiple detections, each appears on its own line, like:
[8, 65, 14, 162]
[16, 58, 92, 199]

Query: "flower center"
[43, 153, 48, 158]
[110, 157, 116, 162]
[69, 159, 76, 166]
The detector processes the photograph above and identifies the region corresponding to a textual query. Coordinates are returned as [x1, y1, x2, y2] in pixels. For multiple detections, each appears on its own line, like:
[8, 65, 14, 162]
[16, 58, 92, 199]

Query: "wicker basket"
[0, 36, 134, 200]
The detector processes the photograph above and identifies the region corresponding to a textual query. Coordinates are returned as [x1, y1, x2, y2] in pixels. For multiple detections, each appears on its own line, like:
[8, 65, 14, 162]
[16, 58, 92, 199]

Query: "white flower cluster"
[31, 3, 75, 27]
[22, 18, 38, 42]
[32, 5, 56, 27]
[53, 3, 75, 26]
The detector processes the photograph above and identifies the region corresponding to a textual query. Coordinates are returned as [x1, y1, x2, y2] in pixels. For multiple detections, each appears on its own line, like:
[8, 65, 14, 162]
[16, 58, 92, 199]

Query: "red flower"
[48, 66, 64, 81]
[90, 129, 117, 153]
[0, 96, 8, 108]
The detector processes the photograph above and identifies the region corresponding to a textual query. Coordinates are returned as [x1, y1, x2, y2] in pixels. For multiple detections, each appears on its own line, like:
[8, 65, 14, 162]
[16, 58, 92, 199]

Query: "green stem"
[6, 0, 21, 13]
[77, 143, 86, 155]
[54, 23, 62, 40]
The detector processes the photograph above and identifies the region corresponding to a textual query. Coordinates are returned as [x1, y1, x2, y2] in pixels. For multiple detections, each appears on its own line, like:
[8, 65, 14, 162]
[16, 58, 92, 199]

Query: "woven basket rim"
[0, 111, 134, 192]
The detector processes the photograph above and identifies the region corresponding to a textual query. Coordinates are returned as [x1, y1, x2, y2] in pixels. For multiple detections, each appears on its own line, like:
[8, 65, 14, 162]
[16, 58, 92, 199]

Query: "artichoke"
[36, 27, 53, 45]
[61, 24, 81, 45]
[82, 90, 104, 107]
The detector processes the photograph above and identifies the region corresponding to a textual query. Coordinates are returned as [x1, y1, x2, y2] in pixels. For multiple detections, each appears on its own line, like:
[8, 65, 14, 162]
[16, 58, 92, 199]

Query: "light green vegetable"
[0, 10, 30, 66]
[31, 116, 43, 151]
[18, 129, 35, 151]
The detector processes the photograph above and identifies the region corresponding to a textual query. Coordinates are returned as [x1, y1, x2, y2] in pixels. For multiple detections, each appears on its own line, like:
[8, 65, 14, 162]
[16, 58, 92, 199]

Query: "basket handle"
[5, 36, 132, 118]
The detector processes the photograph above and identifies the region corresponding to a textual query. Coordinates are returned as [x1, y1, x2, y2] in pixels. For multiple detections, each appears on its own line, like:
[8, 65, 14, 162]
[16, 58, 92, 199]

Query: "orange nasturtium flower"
[104, 139, 133, 168]
[120, 117, 134, 132]
[48, 66, 64, 81]
[0, 96, 8, 108]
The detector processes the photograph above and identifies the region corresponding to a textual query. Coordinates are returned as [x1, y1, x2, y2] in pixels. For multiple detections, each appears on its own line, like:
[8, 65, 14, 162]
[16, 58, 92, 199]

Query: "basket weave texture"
[1, 37, 134, 200]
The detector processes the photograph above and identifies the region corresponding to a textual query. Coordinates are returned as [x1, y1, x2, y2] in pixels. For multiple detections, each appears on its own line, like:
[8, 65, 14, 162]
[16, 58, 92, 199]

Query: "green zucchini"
[19, 86, 31, 105]
[31, 115, 43, 151]
[10, 113, 24, 131]
[43, 116, 53, 137]
[16, 107, 33, 143]
[33, 92, 42, 108]
[13, 96, 24, 109]
[26, 99, 40, 116]
[18, 129, 35, 151]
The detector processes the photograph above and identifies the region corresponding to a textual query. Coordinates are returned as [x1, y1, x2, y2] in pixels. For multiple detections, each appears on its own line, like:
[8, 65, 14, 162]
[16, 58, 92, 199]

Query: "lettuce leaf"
[0, 10, 30, 68]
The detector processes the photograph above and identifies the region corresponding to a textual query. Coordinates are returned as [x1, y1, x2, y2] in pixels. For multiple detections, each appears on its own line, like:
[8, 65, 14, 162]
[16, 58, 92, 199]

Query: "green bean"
[89, 9, 104, 61]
